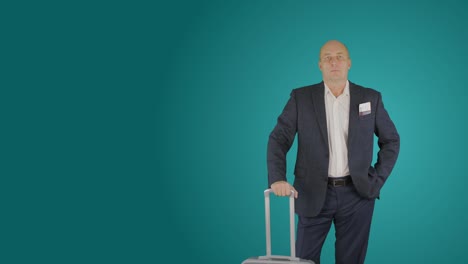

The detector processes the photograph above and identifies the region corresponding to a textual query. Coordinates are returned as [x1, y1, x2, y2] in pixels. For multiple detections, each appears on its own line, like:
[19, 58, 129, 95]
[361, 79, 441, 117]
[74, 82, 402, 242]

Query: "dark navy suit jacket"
[267, 81, 400, 217]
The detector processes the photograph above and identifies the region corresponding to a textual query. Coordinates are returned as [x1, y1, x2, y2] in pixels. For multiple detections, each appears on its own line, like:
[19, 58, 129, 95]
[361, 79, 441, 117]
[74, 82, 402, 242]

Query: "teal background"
[3, 0, 468, 263]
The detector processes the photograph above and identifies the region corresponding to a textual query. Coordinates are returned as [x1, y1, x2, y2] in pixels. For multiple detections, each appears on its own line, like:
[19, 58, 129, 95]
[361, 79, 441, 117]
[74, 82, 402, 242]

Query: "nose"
[330, 56, 340, 64]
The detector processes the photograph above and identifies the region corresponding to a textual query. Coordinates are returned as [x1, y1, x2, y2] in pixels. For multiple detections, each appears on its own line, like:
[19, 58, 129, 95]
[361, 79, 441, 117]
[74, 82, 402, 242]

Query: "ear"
[318, 61, 323, 71]
[348, 59, 352, 69]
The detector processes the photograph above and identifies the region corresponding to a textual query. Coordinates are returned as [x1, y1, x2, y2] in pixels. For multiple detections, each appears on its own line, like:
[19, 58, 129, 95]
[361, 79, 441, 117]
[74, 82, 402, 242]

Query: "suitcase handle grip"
[263, 189, 297, 259]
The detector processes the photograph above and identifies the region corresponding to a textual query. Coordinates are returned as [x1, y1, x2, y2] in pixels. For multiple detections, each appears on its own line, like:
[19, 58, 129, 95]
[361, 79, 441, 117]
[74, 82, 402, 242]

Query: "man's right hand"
[271, 181, 298, 198]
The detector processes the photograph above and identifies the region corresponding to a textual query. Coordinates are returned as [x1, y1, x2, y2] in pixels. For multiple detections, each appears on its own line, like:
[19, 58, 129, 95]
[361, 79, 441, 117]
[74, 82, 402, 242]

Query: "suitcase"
[242, 189, 315, 264]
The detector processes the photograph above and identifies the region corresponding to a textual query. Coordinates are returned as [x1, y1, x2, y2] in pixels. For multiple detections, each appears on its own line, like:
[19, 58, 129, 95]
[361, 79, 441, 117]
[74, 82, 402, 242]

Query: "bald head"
[318, 40, 352, 85]
[319, 40, 350, 61]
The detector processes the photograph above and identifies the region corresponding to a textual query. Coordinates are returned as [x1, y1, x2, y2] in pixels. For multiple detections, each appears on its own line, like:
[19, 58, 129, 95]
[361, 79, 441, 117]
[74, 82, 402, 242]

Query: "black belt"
[328, 176, 352, 187]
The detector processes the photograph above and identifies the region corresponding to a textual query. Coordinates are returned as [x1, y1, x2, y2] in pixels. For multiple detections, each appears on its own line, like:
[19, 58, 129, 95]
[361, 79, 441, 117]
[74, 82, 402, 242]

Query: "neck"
[325, 79, 347, 97]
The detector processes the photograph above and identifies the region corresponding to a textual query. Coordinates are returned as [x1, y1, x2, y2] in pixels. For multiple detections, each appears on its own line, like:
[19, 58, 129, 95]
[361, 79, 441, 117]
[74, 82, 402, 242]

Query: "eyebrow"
[322, 52, 345, 56]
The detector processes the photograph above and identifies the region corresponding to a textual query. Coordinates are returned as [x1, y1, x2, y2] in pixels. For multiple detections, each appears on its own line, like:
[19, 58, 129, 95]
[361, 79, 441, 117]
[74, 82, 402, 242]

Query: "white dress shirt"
[324, 81, 350, 178]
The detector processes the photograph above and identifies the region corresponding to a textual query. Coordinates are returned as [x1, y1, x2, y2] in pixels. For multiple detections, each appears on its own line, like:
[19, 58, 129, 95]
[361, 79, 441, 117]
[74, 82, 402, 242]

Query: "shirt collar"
[324, 80, 350, 97]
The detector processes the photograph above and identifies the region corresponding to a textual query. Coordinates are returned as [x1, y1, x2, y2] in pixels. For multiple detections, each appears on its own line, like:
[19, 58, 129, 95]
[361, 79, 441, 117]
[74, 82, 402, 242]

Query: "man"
[267, 40, 400, 264]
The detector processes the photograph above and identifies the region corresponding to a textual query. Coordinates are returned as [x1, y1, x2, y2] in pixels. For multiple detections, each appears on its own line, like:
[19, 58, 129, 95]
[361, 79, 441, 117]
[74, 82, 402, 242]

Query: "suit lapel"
[348, 82, 363, 148]
[311, 82, 362, 149]
[311, 82, 328, 146]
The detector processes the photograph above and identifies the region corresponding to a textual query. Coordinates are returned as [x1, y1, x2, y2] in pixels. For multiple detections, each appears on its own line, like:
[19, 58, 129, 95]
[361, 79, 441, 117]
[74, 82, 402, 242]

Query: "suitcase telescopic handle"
[263, 189, 299, 261]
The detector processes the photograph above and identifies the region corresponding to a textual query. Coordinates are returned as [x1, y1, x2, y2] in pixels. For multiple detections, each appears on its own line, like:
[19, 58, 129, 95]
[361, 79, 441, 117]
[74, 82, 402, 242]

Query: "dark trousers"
[296, 183, 375, 264]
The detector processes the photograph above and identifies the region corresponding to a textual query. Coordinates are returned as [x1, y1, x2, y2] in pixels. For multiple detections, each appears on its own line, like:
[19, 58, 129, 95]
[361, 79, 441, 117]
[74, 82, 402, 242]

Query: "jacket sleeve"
[370, 92, 400, 195]
[267, 90, 298, 187]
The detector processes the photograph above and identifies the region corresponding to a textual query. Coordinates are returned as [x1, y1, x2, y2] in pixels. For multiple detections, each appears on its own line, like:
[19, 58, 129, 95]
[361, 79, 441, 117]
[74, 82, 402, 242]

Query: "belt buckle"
[333, 179, 345, 187]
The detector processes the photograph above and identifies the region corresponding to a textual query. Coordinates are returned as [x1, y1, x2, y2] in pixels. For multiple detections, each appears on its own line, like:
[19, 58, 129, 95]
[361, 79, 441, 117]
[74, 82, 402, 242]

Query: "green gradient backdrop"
[3, 0, 468, 263]
[159, 0, 468, 263]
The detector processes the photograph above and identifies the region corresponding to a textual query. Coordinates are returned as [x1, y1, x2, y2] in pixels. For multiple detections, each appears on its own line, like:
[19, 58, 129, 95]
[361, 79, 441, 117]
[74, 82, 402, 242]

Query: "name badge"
[359, 102, 371, 116]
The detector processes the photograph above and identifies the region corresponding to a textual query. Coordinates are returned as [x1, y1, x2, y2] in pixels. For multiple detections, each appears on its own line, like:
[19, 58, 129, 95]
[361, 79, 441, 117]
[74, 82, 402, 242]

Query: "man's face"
[319, 41, 351, 83]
